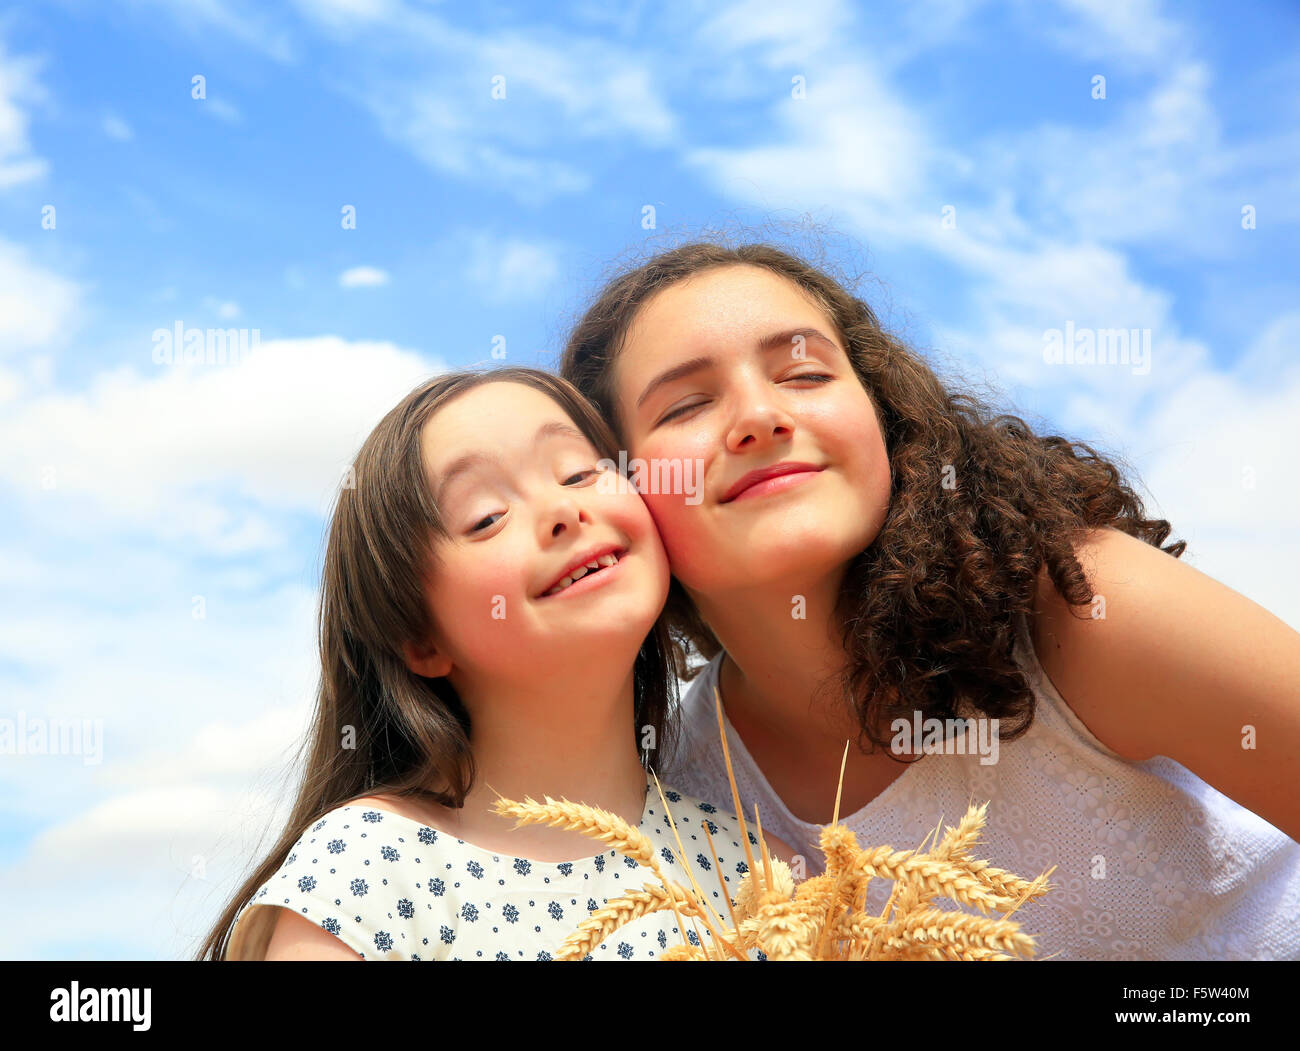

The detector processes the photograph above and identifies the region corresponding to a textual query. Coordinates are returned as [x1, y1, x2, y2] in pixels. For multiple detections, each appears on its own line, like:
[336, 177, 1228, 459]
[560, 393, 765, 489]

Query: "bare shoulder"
[346, 793, 450, 830]
[347, 793, 416, 818]
[1029, 526, 1189, 760]
[263, 908, 363, 961]
[763, 830, 799, 867]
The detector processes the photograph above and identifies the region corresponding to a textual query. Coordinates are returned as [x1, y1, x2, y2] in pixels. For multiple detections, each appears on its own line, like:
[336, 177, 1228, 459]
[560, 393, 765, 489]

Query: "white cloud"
[1043, 0, 1189, 67]
[0, 366, 19, 402]
[358, 82, 593, 204]
[18, 786, 260, 874]
[338, 265, 389, 288]
[102, 113, 134, 141]
[291, 1, 672, 202]
[0, 774, 304, 957]
[696, 0, 857, 70]
[0, 39, 49, 188]
[0, 242, 83, 354]
[201, 97, 243, 124]
[464, 234, 561, 303]
[129, 0, 297, 63]
[1133, 312, 1300, 630]
[113, 0, 676, 203]
[290, 0, 395, 29]
[202, 296, 241, 319]
[969, 61, 1293, 255]
[687, 62, 928, 210]
[0, 336, 444, 548]
[0, 538, 325, 958]
[102, 706, 314, 790]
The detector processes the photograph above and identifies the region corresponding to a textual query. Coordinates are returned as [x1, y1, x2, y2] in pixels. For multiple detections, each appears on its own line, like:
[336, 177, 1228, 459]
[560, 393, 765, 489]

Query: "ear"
[400, 634, 454, 680]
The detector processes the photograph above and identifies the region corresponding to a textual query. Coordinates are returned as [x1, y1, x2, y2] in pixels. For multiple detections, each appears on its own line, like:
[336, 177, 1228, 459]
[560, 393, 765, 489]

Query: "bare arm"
[1031, 526, 1300, 842]
[262, 907, 364, 961]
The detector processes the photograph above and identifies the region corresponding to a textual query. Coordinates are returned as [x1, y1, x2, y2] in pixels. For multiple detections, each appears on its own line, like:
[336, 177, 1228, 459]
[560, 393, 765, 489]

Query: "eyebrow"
[633, 326, 841, 412]
[434, 421, 590, 505]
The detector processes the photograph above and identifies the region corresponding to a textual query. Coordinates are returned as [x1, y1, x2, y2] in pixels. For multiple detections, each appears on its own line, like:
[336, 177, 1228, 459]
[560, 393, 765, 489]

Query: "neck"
[451, 659, 650, 829]
[686, 566, 861, 753]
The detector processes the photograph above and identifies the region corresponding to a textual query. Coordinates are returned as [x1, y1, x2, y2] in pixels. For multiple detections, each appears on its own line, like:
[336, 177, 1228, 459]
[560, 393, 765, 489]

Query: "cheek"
[828, 401, 892, 528]
[629, 428, 731, 578]
[616, 492, 672, 590]
[640, 491, 713, 579]
[839, 403, 889, 481]
[433, 555, 522, 635]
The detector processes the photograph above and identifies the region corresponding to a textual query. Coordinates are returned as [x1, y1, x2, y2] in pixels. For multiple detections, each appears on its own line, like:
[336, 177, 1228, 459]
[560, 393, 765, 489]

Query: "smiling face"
[610, 264, 892, 597]
[405, 381, 671, 688]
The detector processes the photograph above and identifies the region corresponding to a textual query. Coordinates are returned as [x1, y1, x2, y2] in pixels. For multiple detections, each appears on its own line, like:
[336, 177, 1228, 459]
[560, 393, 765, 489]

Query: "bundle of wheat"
[491, 688, 1055, 961]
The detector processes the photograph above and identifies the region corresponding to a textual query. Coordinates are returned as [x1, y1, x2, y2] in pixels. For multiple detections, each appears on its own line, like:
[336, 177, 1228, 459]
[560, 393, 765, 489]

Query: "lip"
[536, 543, 627, 599]
[720, 462, 823, 503]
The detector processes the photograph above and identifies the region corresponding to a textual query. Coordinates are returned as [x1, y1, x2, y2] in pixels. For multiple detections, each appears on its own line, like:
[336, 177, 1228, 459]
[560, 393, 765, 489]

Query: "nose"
[724, 376, 796, 454]
[538, 491, 590, 543]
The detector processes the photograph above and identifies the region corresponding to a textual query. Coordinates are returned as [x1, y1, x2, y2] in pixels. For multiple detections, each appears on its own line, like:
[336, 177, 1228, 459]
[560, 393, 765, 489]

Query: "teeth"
[543, 551, 622, 597]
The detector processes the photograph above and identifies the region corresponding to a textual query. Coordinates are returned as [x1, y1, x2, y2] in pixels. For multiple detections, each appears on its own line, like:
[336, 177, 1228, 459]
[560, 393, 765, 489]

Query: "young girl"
[560, 237, 1300, 961]
[199, 366, 790, 962]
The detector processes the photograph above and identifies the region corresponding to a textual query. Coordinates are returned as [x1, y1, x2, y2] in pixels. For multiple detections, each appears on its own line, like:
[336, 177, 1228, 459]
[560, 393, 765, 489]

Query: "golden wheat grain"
[886, 907, 1038, 955]
[660, 943, 707, 961]
[491, 795, 658, 869]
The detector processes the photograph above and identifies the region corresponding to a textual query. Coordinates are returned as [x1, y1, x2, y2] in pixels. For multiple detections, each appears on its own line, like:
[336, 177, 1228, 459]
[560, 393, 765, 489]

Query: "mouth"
[537, 546, 628, 599]
[721, 463, 824, 504]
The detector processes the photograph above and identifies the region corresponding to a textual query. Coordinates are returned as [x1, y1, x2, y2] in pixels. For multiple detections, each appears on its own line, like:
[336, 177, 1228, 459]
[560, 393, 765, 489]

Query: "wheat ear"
[490, 795, 659, 870]
[554, 881, 702, 961]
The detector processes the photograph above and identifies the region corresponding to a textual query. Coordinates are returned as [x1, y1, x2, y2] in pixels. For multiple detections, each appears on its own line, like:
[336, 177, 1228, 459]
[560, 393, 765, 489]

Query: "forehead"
[614, 265, 840, 404]
[421, 381, 581, 460]
[625, 264, 832, 350]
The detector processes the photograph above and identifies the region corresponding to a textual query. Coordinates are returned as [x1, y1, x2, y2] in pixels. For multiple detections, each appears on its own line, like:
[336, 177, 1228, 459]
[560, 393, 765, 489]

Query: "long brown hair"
[197, 366, 678, 960]
[559, 235, 1185, 757]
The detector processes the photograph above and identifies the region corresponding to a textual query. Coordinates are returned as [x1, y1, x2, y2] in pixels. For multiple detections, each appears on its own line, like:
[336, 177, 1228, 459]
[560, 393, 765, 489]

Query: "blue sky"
[1, 0, 1298, 959]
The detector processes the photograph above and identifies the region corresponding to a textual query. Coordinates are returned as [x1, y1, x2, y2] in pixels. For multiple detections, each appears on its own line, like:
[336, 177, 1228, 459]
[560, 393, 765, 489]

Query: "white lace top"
[226, 773, 766, 961]
[658, 614, 1300, 960]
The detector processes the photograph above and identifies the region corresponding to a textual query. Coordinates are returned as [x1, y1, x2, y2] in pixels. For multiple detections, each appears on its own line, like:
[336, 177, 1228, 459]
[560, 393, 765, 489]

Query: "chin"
[706, 540, 860, 593]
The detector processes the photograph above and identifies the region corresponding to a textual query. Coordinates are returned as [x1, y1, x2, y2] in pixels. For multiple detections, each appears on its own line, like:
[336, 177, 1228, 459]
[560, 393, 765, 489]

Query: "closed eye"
[468, 468, 598, 532]
[657, 374, 834, 425]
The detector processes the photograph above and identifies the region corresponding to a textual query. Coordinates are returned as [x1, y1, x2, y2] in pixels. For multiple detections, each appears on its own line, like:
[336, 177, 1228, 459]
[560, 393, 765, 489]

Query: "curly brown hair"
[559, 235, 1186, 760]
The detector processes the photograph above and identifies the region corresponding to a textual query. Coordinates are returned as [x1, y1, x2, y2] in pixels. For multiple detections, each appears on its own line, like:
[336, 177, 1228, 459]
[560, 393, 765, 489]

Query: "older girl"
[560, 239, 1300, 960]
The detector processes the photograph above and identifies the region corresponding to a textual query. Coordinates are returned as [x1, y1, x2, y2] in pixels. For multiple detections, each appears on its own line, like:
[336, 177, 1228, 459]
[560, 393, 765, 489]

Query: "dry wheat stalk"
[491, 687, 1055, 960]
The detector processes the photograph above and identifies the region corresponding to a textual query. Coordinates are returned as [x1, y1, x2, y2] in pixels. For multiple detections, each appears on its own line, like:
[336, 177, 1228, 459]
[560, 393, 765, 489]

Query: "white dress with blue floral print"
[228, 774, 768, 960]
